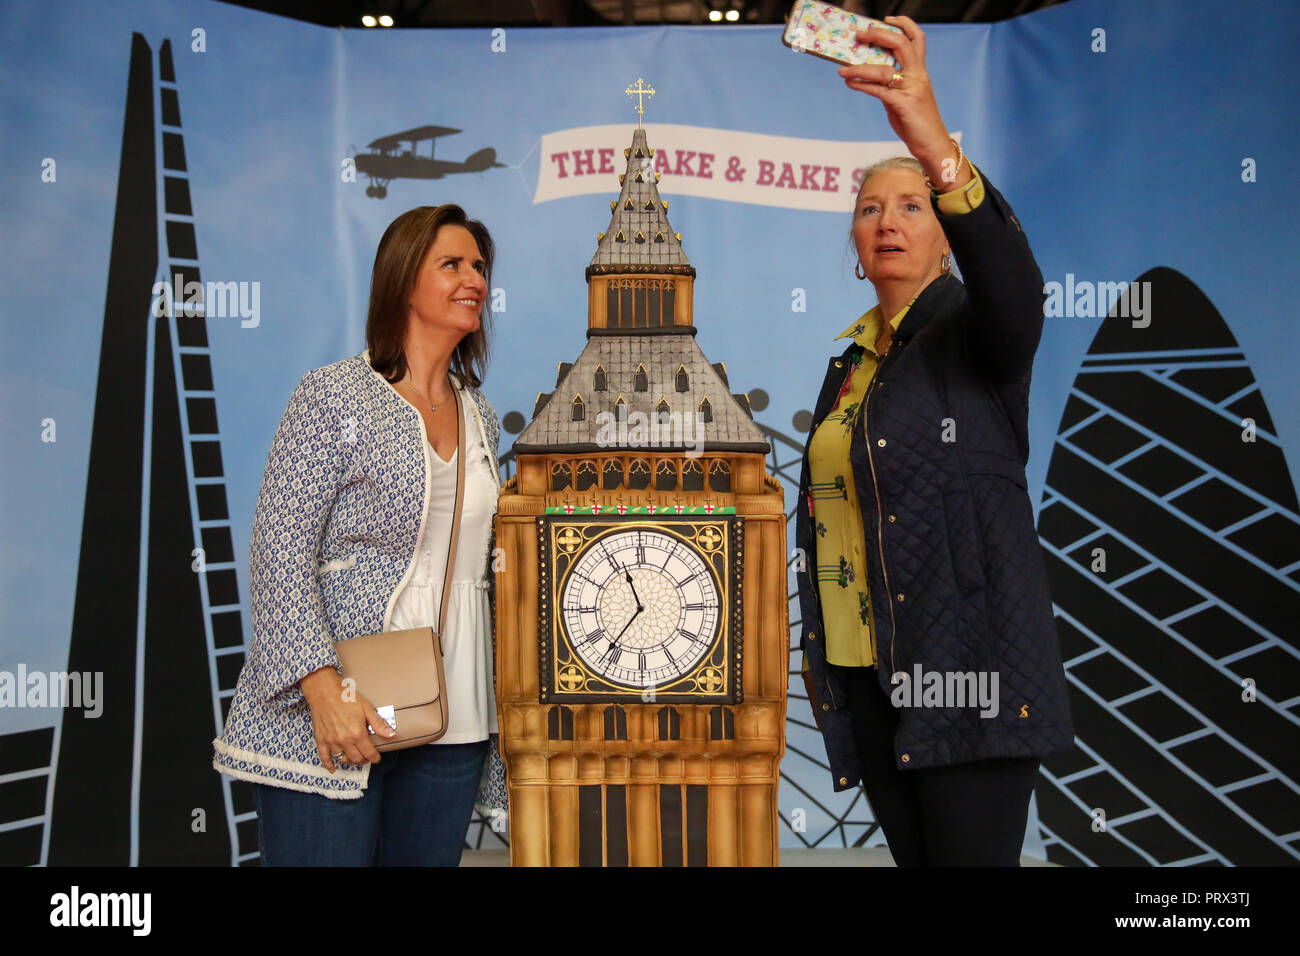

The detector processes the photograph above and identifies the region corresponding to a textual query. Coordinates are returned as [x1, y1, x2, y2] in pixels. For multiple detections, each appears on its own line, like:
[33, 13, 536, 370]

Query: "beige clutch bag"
[334, 386, 466, 752]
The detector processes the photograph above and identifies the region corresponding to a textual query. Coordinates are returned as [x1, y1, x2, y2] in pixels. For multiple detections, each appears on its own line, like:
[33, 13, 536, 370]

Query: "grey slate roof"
[513, 332, 769, 452]
[587, 126, 693, 277]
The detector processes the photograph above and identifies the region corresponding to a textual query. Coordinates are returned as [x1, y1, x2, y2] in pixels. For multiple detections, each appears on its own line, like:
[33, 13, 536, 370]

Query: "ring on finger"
[888, 71, 904, 89]
[330, 750, 346, 763]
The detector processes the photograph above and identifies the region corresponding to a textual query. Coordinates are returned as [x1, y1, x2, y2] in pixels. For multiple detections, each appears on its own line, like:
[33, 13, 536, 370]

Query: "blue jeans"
[253, 739, 489, 866]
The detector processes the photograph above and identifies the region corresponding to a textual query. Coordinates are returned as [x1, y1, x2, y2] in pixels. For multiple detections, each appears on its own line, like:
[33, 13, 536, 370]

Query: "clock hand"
[613, 603, 642, 644]
[623, 564, 643, 611]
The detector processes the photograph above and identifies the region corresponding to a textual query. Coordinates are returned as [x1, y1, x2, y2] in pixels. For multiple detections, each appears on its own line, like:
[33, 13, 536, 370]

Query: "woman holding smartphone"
[796, 17, 1074, 866]
[214, 204, 504, 866]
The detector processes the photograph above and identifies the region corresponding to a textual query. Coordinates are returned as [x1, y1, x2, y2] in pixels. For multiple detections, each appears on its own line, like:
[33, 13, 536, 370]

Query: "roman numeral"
[601, 542, 620, 572]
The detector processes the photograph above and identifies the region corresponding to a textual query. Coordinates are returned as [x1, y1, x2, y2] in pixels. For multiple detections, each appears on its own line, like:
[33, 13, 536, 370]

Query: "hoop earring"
[854, 261, 867, 280]
[940, 252, 952, 276]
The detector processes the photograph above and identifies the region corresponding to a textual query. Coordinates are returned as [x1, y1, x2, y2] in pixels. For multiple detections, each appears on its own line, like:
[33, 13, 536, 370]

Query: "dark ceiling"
[217, 0, 1072, 28]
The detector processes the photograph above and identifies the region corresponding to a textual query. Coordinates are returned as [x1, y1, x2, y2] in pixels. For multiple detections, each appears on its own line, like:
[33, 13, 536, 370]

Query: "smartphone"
[781, 1, 902, 70]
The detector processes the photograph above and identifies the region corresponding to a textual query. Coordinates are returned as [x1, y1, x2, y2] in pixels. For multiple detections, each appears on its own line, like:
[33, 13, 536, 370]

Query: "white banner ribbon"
[535, 123, 961, 213]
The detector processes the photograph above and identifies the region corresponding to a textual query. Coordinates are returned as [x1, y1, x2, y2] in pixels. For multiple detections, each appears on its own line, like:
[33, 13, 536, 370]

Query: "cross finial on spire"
[624, 78, 655, 127]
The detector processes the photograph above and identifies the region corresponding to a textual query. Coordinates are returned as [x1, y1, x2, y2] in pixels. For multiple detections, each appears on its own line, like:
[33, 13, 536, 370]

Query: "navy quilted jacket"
[796, 174, 1074, 791]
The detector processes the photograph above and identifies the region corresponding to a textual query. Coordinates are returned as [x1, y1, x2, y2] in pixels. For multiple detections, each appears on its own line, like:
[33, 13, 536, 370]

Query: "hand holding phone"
[781, 1, 903, 69]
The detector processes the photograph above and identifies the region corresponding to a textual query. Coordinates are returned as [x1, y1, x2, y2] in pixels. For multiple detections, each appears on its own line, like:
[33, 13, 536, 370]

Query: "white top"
[389, 394, 498, 743]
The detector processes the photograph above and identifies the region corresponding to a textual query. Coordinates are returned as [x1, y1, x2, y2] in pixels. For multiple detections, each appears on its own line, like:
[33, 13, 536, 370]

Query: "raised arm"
[839, 15, 1046, 382]
[936, 168, 1046, 382]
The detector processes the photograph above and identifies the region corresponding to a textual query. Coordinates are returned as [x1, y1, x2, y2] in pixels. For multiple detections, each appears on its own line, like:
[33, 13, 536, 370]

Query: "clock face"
[539, 516, 742, 703]
[560, 529, 720, 689]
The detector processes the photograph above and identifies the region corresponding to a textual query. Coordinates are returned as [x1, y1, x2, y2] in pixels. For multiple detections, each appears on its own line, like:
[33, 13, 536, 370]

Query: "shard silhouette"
[30, 34, 252, 866]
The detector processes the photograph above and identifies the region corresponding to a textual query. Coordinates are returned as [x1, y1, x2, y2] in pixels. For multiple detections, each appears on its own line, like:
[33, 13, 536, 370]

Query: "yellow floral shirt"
[808, 305, 906, 667]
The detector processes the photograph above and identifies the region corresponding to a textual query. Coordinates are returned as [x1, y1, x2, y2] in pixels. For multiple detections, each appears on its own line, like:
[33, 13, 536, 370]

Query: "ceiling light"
[361, 14, 377, 26]
[725, 8, 739, 20]
[708, 9, 722, 20]
[378, 14, 394, 26]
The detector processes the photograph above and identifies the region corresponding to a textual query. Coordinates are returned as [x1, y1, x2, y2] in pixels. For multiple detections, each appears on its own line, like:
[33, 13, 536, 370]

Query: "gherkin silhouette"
[1035, 267, 1300, 866]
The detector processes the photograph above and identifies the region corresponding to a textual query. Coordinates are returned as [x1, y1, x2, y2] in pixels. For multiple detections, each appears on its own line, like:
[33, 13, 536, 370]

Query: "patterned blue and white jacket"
[212, 348, 502, 799]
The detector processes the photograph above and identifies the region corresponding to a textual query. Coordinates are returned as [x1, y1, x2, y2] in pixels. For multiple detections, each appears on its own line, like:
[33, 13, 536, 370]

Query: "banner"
[536, 122, 962, 210]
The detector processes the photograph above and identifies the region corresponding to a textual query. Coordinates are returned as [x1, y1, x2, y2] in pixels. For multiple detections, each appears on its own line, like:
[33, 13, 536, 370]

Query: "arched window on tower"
[575, 459, 598, 491]
[606, 277, 673, 329]
[627, 457, 651, 490]
[655, 459, 678, 491]
[571, 394, 585, 421]
[633, 280, 648, 328]
[594, 366, 607, 391]
[645, 280, 662, 327]
[614, 395, 627, 420]
[699, 396, 713, 423]
[608, 282, 623, 329]
[676, 365, 689, 392]
[709, 459, 731, 493]
[634, 364, 648, 392]
[550, 461, 572, 491]
[682, 458, 704, 492]
[609, 278, 636, 329]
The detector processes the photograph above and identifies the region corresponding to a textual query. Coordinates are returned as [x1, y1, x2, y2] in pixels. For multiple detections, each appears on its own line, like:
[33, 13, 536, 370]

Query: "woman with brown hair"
[213, 204, 505, 866]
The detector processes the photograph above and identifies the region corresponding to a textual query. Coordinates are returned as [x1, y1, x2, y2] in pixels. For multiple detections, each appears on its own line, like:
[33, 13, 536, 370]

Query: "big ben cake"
[494, 87, 788, 866]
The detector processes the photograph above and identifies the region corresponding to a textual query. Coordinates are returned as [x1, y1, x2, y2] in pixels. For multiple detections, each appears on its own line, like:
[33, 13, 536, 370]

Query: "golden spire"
[624, 77, 655, 128]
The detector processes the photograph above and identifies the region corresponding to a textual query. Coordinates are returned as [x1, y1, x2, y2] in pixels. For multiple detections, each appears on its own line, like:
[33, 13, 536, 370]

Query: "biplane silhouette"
[354, 125, 504, 198]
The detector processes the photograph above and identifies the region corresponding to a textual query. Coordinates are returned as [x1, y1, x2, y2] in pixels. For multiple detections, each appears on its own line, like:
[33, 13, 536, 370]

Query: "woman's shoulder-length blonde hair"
[365, 203, 494, 389]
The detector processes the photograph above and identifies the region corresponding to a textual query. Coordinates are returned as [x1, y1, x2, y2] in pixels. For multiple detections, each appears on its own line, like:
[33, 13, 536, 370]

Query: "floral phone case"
[781, 0, 902, 69]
